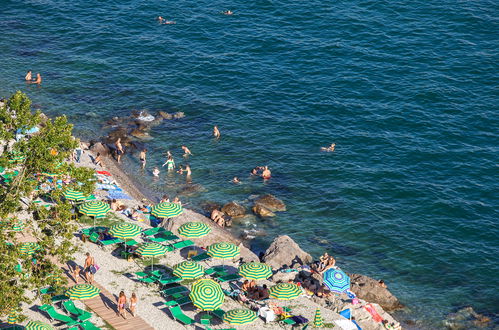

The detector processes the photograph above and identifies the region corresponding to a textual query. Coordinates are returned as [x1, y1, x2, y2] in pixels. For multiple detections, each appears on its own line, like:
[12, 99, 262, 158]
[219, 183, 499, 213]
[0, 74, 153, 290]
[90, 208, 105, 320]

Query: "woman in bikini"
[117, 291, 127, 318]
[139, 149, 147, 169]
[130, 292, 138, 317]
[162, 155, 175, 171]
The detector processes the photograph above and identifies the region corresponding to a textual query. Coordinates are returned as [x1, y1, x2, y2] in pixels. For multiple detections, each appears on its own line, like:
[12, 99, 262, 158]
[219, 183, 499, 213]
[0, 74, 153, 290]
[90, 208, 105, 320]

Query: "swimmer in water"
[262, 166, 271, 180]
[139, 149, 147, 169]
[27, 73, 42, 85]
[181, 145, 192, 157]
[163, 20, 176, 24]
[157, 16, 163, 22]
[232, 176, 241, 184]
[213, 126, 221, 139]
[223, 10, 233, 15]
[152, 167, 160, 177]
[321, 143, 335, 152]
[25, 70, 32, 81]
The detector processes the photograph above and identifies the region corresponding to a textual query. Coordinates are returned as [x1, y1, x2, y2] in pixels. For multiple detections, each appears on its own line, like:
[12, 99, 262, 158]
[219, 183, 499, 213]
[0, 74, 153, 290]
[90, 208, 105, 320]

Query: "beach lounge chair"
[142, 227, 167, 236]
[162, 286, 189, 296]
[212, 309, 226, 320]
[39, 286, 55, 295]
[51, 295, 69, 304]
[149, 270, 165, 277]
[217, 274, 242, 282]
[158, 276, 182, 286]
[62, 300, 92, 321]
[79, 321, 102, 330]
[89, 232, 99, 244]
[169, 305, 194, 325]
[172, 240, 194, 249]
[164, 295, 191, 307]
[135, 271, 148, 278]
[39, 304, 79, 326]
[200, 314, 212, 325]
[137, 276, 156, 285]
[190, 252, 211, 262]
[98, 238, 124, 247]
[124, 239, 138, 247]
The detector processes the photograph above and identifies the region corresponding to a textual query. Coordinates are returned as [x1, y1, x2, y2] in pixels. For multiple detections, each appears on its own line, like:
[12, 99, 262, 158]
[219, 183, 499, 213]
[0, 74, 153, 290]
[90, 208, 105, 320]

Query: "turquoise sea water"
[0, 0, 498, 327]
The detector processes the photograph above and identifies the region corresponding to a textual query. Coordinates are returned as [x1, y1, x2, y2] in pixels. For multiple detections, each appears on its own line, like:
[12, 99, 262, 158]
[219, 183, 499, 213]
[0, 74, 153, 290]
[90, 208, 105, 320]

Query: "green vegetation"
[0, 91, 95, 316]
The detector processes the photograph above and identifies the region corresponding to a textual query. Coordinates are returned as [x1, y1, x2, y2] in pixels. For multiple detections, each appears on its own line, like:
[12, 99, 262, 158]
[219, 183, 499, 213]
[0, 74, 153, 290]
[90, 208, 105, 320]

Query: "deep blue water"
[1, 0, 498, 327]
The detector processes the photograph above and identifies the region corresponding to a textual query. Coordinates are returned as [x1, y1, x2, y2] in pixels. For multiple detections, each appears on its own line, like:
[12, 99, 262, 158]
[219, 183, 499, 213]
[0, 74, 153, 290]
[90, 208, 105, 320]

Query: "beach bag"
[90, 264, 100, 274]
[292, 316, 309, 324]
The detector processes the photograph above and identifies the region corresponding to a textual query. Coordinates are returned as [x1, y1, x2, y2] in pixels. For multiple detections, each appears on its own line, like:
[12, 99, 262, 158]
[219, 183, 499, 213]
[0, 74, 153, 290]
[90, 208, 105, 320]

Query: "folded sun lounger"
[62, 300, 92, 321]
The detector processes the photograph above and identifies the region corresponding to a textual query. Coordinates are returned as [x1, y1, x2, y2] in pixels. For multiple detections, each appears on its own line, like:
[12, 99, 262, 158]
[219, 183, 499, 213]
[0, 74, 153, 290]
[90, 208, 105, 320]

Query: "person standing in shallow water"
[162, 155, 175, 171]
[115, 138, 124, 163]
[262, 166, 271, 180]
[25, 71, 32, 81]
[139, 149, 147, 169]
[213, 126, 221, 139]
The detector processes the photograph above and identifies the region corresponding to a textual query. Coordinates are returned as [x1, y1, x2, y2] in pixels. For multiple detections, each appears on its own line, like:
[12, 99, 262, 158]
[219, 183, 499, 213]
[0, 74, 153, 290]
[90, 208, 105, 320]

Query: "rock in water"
[222, 201, 246, 218]
[130, 129, 150, 139]
[348, 274, 404, 311]
[173, 111, 185, 119]
[252, 204, 275, 217]
[263, 235, 312, 269]
[254, 194, 286, 212]
[89, 142, 111, 156]
[158, 111, 173, 119]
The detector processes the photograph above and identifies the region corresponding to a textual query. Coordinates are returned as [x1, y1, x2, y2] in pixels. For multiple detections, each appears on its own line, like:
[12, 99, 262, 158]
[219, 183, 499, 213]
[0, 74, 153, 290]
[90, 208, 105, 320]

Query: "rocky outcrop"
[130, 129, 150, 139]
[222, 202, 246, 218]
[89, 142, 111, 156]
[252, 204, 275, 218]
[263, 235, 312, 269]
[254, 194, 286, 212]
[348, 273, 404, 311]
[444, 307, 492, 330]
[158, 111, 173, 120]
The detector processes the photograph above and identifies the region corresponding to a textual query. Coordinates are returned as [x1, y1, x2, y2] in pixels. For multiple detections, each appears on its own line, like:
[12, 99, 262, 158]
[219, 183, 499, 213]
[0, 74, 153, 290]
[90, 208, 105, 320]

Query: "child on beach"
[73, 265, 81, 284]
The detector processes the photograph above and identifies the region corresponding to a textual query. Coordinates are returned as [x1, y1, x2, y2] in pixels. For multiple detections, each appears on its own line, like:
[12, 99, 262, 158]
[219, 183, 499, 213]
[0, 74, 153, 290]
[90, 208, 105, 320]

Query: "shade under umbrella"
[78, 201, 111, 217]
[323, 268, 350, 293]
[19, 242, 41, 256]
[269, 283, 302, 300]
[173, 261, 205, 280]
[189, 279, 224, 311]
[151, 202, 183, 218]
[25, 320, 54, 330]
[66, 284, 100, 300]
[207, 242, 240, 260]
[63, 189, 86, 201]
[136, 243, 169, 272]
[109, 223, 141, 239]
[178, 222, 211, 238]
[238, 262, 273, 280]
[223, 309, 258, 325]
[314, 308, 324, 327]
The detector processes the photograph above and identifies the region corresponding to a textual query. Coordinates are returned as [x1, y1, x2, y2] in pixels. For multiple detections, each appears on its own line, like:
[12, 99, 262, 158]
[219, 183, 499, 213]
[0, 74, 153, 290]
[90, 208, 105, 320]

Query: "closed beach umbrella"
[66, 284, 100, 300]
[109, 223, 141, 239]
[19, 242, 41, 255]
[238, 262, 273, 280]
[314, 308, 324, 327]
[178, 222, 211, 238]
[12, 221, 24, 232]
[79, 201, 110, 217]
[323, 269, 350, 293]
[136, 243, 169, 271]
[25, 320, 53, 330]
[269, 283, 302, 300]
[189, 279, 224, 311]
[151, 202, 183, 218]
[63, 189, 86, 201]
[7, 308, 19, 324]
[173, 261, 205, 280]
[223, 309, 258, 325]
[207, 242, 240, 260]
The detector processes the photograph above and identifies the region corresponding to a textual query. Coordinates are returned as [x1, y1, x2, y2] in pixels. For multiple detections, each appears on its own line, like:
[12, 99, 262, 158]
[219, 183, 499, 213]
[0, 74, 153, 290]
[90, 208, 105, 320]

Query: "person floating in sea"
[262, 166, 271, 180]
[321, 143, 335, 152]
[181, 145, 192, 157]
[222, 10, 234, 15]
[213, 125, 221, 139]
[25, 70, 32, 81]
[152, 167, 160, 177]
[27, 73, 42, 84]
[139, 148, 147, 169]
[162, 155, 175, 171]
[157, 16, 164, 22]
[232, 176, 241, 184]
[251, 166, 264, 176]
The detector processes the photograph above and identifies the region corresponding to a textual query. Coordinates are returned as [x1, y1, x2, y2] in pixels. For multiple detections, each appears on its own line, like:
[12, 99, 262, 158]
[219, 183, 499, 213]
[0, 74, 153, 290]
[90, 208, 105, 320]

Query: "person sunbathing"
[110, 199, 119, 211]
[319, 256, 336, 274]
[94, 153, 103, 167]
[257, 284, 270, 300]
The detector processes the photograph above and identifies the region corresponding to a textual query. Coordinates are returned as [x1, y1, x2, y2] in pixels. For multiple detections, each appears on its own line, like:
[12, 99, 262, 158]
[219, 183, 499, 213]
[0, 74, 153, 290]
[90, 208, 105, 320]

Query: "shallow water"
[1, 0, 498, 327]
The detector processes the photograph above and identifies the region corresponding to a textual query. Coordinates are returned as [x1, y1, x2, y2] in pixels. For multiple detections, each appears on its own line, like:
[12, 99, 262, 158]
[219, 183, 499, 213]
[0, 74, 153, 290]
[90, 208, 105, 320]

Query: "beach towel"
[334, 319, 358, 330]
[96, 183, 122, 191]
[364, 304, 383, 323]
[96, 170, 112, 176]
[107, 191, 132, 200]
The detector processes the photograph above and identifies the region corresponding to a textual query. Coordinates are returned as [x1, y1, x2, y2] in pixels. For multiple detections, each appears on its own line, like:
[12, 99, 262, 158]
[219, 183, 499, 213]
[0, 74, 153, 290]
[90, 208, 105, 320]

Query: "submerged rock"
[200, 201, 222, 215]
[130, 129, 150, 139]
[158, 111, 173, 120]
[262, 235, 312, 269]
[177, 184, 205, 196]
[222, 201, 246, 218]
[444, 307, 492, 330]
[252, 204, 275, 218]
[348, 273, 404, 311]
[173, 111, 185, 119]
[254, 194, 286, 212]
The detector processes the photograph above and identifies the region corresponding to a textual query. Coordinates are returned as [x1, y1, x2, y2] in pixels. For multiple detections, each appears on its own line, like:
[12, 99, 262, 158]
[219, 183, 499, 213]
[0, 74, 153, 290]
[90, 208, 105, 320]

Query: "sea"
[0, 0, 498, 328]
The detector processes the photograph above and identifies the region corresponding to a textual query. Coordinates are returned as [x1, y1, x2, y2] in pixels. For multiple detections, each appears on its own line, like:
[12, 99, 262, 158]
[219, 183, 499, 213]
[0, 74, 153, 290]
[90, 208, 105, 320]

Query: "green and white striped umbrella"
[269, 283, 302, 300]
[109, 223, 141, 239]
[25, 320, 53, 330]
[238, 262, 273, 280]
[78, 201, 110, 217]
[313, 308, 324, 327]
[178, 222, 211, 238]
[19, 242, 41, 256]
[66, 284, 100, 300]
[207, 242, 240, 260]
[63, 189, 86, 201]
[12, 221, 24, 232]
[173, 261, 205, 279]
[189, 279, 224, 311]
[151, 202, 183, 218]
[223, 309, 258, 325]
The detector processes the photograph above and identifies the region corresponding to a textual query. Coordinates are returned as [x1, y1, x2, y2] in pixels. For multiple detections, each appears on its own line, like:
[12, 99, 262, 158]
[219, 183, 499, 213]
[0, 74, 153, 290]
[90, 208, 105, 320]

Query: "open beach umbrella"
[178, 222, 211, 238]
[109, 223, 141, 239]
[66, 284, 100, 300]
[173, 261, 205, 280]
[314, 308, 324, 327]
[136, 243, 168, 271]
[189, 279, 224, 311]
[151, 202, 183, 218]
[238, 262, 273, 280]
[25, 320, 54, 330]
[79, 201, 110, 226]
[323, 268, 350, 293]
[207, 242, 240, 260]
[223, 309, 258, 325]
[63, 188, 86, 201]
[19, 242, 41, 256]
[269, 283, 302, 300]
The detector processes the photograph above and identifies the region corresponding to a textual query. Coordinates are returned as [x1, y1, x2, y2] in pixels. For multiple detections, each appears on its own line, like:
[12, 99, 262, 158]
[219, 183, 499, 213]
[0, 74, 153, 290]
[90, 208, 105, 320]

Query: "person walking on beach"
[115, 138, 124, 163]
[130, 292, 138, 317]
[162, 155, 175, 171]
[181, 145, 192, 157]
[117, 291, 127, 318]
[139, 149, 147, 169]
[72, 264, 81, 284]
[84, 252, 95, 284]
[25, 70, 32, 81]
[213, 125, 221, 139]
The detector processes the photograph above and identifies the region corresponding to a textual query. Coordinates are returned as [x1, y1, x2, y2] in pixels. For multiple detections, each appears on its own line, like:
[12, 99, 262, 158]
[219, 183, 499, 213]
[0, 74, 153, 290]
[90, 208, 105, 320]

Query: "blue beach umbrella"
[323, 268, 350, 293]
